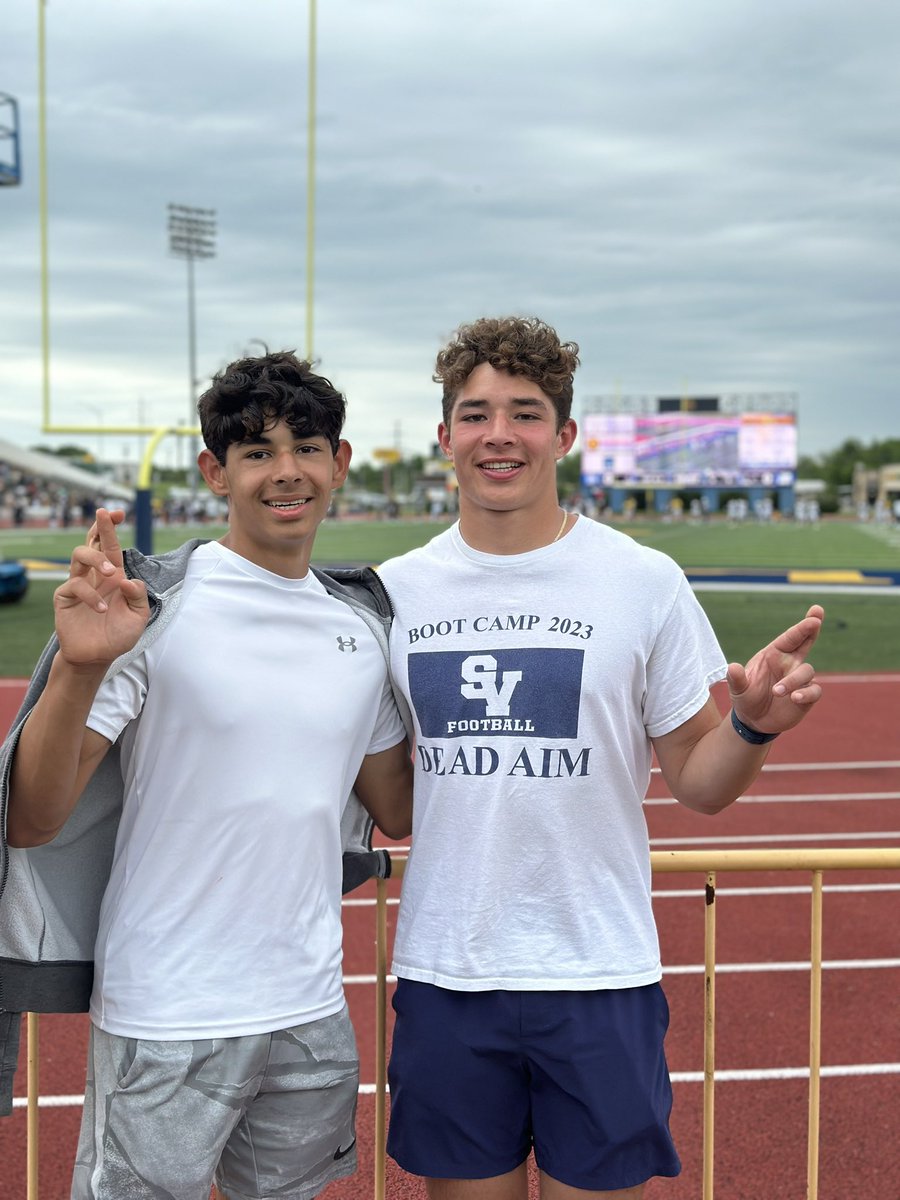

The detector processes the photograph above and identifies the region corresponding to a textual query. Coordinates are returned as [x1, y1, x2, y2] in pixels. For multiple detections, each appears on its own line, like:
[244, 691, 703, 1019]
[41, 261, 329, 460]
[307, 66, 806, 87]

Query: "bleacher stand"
[0, 439, 131, 529]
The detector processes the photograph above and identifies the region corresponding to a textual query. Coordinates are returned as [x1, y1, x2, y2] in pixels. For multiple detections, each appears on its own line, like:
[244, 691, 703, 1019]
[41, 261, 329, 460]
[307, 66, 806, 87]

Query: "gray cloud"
[2, 0, 898, 471]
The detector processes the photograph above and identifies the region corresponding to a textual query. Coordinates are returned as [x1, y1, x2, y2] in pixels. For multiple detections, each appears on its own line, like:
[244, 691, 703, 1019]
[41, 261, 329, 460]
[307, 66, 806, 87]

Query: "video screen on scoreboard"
[580, 413, 797, 488]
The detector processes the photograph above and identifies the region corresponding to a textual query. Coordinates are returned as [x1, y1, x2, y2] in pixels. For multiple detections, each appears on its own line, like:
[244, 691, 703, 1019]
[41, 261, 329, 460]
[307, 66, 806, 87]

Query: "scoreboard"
[580, 412, 797, 488]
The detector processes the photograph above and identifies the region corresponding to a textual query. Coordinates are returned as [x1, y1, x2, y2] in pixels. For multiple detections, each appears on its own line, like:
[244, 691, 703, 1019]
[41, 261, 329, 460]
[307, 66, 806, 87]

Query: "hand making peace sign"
[53, 507, 149, 668]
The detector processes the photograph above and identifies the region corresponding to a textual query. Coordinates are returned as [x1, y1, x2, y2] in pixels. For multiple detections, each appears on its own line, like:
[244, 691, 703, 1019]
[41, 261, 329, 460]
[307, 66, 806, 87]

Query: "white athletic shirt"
[85, 542, 405, 1038]
[377, 518, 727, 991]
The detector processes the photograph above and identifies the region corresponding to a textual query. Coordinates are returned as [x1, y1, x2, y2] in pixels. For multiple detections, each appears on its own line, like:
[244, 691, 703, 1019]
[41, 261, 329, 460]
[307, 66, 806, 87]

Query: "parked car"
[0, 560, 28, 603]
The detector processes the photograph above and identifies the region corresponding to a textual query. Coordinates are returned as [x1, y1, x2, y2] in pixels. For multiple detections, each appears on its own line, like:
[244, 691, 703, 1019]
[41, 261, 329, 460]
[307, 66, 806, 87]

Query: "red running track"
[1, 675, 898, 1199]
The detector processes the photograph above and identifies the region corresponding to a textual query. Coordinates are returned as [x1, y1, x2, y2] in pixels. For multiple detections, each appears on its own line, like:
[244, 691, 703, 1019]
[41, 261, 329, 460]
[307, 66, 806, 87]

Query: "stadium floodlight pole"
[168, 203, 216, 496]
[38, 0, 51, 433]
[306, 0, 317, 361]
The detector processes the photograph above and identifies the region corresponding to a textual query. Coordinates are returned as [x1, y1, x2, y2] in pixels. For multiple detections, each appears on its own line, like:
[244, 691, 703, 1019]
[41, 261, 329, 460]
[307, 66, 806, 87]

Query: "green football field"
[1, 516, 898, 676]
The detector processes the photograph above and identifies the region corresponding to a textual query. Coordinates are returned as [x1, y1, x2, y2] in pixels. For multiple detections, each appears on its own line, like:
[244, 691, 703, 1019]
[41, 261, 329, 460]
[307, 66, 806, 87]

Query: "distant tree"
[31, 443, 102, 473]
[32, 442, 92, 460]
[801, 438, 899, 485]
[867, 438, 900, 465]
[797, 437, 900, 507]
[347, 461, 383, 492]
[347, 454, 428, 496]
[150, 466, 190, 486]
[557, 450, 582, 494]
[796, 454, 821, 478]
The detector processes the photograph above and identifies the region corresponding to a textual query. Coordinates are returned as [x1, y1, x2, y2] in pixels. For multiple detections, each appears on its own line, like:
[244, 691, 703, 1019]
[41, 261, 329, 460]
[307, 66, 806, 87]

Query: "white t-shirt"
[86, 542, 405, 1038]
[378, 518, 727, 991]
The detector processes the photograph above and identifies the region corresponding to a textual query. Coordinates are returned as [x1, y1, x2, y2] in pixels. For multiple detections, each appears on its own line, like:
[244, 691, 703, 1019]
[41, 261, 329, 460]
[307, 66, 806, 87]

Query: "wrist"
[50, 653, 110, 688]
[730, 708, 779, 745]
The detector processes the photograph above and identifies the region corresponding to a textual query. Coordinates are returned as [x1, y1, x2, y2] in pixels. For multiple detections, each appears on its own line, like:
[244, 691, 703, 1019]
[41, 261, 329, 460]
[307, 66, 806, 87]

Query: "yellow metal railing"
[18, 847, 899, 1200]
[374, 848, 900, 1200]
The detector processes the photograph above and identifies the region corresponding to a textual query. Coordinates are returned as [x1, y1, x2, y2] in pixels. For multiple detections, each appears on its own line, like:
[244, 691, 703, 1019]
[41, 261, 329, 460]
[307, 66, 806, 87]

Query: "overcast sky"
[2, 0, 898, 473]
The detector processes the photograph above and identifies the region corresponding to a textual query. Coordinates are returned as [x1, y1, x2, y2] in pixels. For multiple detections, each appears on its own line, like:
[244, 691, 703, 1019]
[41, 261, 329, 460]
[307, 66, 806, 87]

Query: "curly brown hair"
[434, 316, 580, 429]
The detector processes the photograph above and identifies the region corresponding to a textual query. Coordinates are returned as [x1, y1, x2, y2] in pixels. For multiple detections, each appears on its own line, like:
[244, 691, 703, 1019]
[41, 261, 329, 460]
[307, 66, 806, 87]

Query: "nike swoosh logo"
[333, 1139, 356, 1161]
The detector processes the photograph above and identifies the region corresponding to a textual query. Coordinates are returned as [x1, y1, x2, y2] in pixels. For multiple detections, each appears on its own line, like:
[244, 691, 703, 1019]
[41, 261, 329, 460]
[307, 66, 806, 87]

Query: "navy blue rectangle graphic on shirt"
[408, 648, 584, 739]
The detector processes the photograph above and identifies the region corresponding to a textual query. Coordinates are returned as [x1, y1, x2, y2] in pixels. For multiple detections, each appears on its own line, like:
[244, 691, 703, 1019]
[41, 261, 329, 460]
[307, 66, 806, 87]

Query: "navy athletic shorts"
[387, 980, 681, 1190]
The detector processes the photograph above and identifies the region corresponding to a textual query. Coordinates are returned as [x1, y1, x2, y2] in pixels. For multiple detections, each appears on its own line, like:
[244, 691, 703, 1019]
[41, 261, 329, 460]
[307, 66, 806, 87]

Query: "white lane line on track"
[814, 674, 900, 683]
[651, 882, 900, 898]
[644, 791, 900, 805]
[16, 1062, 900, 1107]
[668, 1064, 900, 1084]
[13, 1095, 87, 1109]
[343, 882, 900, 908]
[664, 958, 900, 975]
[650, 829, 900, 846]
[650, 761, 900, 773]
[343, 959, 900, 985]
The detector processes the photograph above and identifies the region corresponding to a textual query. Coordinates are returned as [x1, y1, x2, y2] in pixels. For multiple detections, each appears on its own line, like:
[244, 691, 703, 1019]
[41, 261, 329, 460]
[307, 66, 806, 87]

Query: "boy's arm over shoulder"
[353, 738, 413, 841]
[7, 510, 148, 847]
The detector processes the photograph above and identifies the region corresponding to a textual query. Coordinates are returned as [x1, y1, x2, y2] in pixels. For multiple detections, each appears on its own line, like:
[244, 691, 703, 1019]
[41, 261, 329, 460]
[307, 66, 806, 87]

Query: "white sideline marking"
[15, 1062, 900, 1107]
[692, 583, 900, 595]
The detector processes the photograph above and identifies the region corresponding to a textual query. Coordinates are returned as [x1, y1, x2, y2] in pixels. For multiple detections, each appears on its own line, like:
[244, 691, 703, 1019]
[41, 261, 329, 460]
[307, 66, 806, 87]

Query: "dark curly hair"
[197, 350, 346, 465]
[434, 316, 580, 430]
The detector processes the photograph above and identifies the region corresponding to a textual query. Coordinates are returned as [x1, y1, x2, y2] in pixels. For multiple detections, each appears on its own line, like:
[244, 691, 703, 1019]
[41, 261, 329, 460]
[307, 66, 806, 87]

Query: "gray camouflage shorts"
[71, 1005, 359, 1200]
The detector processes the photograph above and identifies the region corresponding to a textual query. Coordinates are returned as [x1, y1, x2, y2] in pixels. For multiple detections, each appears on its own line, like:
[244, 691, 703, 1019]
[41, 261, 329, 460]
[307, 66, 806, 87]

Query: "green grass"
[696, 591, 895, 672]
[620, 518, 900, 569]
[3, 514, 899, 570]
[1, 579, 57, 677]
[1, 516, 897, 676]
[0, 519, 456, 566]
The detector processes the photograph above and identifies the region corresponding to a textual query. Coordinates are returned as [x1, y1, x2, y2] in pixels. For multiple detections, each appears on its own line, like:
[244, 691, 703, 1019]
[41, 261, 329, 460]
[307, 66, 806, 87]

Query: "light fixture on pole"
[168, 203, 216, 493]
[0, 92, 21, 186]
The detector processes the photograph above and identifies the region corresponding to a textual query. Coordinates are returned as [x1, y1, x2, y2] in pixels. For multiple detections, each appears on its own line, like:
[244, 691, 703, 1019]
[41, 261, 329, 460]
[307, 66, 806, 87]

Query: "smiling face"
[198, 417, 350, 577]
[439, 362, 577, 543]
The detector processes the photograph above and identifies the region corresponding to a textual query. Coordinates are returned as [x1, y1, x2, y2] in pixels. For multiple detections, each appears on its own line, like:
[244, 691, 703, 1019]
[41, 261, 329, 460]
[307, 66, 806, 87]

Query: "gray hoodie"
[0, 540, 412, 1115]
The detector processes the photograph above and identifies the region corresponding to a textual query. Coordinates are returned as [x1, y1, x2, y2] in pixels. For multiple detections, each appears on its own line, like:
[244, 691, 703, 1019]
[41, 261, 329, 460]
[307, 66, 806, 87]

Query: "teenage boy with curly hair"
[0, 351, 413, 1200]
[378, 316, 824, 1199]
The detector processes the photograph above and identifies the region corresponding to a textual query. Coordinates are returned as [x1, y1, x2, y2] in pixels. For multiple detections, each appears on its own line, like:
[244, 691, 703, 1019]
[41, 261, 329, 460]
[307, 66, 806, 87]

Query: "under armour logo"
[460, 654, 522, 715]
[337, 635, 358, 653]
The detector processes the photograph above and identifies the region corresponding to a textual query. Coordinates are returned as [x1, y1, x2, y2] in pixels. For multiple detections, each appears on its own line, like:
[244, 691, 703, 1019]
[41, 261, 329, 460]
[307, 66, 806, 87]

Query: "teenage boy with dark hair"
[0, 351, 413, 1200]
[378, 316, 824, 1200]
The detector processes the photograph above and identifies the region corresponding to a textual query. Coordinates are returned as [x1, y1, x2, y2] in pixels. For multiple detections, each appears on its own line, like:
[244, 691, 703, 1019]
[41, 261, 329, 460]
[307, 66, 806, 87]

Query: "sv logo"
[460, 654, 522, 716]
